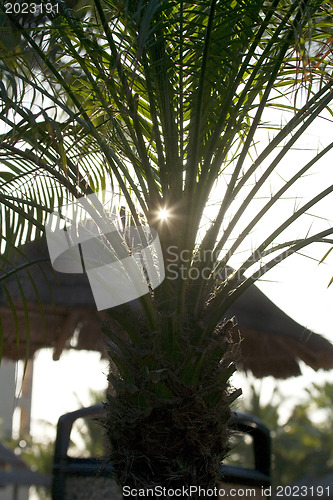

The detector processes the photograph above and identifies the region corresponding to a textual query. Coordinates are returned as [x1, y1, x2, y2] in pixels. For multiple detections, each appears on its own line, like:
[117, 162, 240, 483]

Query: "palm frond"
[0, 0, 333, 378]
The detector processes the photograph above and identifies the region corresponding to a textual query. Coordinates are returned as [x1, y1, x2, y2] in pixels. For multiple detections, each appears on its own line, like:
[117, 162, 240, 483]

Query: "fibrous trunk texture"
[104, 315, 239, 500]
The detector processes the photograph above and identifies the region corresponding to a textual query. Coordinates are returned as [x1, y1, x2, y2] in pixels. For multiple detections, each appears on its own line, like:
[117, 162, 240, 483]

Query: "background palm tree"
[1, 0, 333, 496]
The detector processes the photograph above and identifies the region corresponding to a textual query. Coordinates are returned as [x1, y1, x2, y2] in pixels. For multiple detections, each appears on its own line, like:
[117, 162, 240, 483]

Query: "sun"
[158, 208, 169, 221]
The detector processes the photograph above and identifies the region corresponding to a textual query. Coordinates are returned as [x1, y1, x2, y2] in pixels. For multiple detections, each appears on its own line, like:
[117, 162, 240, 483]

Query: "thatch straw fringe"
[1, 238, 333, 378]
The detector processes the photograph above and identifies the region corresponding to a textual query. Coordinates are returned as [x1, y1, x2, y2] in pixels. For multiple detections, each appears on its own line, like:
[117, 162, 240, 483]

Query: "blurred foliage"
[6, 433, 53, 500]
[5, 381, 333, 494]
[233, 380, 333, 486]
[5, 388, 106, 500]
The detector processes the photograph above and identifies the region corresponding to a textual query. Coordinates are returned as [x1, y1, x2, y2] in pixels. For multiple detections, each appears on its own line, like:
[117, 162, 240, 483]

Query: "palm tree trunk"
[107, 395, 225, 499]
[104, 320, 239, 500]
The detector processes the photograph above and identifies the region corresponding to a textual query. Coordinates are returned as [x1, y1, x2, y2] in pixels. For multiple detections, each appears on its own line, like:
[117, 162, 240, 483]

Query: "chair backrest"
[51, 404, 271, 500]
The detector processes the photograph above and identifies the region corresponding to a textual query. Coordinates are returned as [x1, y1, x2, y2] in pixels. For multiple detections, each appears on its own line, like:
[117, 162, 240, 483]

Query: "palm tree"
[1, 0, 333, 496]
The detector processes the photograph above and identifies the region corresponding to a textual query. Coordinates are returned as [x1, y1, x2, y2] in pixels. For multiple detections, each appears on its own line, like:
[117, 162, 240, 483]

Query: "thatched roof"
[1, 238, 333, 378]
[1, 238, 106, 360]
[227, 284, 333, 378]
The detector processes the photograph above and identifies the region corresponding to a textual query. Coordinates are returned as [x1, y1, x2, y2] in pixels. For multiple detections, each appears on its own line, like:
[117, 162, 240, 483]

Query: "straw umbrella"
[1, 237, 332, 379]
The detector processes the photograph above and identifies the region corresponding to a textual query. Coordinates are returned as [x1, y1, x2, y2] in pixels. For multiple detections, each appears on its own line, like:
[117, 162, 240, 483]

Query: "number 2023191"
[4, 3, 59, 15]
